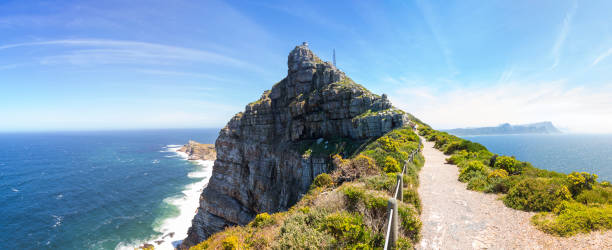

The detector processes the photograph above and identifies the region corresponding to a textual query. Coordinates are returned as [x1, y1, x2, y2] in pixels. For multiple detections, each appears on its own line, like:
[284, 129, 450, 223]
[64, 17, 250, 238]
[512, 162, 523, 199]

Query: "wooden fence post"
[397, 174, 403, 201]
[387, 198, 398, 248]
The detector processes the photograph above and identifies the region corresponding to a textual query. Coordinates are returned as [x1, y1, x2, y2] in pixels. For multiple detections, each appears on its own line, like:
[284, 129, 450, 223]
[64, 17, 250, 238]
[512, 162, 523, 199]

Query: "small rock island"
[178, 141, 216, 161]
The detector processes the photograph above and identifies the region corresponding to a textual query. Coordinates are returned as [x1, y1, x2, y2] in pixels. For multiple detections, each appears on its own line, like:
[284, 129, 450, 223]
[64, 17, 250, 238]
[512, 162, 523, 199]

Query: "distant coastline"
[444, 121, 561, 136]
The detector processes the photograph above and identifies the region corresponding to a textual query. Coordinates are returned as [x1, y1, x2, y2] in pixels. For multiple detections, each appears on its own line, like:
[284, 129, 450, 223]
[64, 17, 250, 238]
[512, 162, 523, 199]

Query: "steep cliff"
[182, 43, 409, 248]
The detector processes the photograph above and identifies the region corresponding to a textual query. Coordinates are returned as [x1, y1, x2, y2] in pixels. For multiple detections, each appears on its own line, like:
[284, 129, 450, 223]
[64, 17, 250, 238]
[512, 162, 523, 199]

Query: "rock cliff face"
[178, 141, 217, 161]
[182, 43, 409, 247]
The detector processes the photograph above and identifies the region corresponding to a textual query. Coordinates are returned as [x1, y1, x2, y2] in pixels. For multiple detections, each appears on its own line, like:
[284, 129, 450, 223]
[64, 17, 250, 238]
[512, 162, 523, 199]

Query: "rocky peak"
[271, 43, 346, 101]
[181, 43, 409, 248]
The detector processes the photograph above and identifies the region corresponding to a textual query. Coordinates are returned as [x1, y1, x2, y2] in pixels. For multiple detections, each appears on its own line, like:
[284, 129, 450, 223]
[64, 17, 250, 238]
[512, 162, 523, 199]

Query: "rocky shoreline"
[135, 142, 217, 250]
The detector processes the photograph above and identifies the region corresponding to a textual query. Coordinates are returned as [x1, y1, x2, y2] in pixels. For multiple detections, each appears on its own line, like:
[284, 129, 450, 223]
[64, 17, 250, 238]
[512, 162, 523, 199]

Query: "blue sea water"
[0, 129, 219, 250]
[461, 134, 612, 182]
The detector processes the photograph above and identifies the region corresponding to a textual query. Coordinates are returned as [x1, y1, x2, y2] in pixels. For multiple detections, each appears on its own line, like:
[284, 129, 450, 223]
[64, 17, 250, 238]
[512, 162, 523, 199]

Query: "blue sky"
[1, 0, 611, 133]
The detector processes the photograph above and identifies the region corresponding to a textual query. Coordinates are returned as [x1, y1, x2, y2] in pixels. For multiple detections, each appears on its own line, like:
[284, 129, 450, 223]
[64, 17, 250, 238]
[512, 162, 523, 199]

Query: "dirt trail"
[417, 137, 611, 249]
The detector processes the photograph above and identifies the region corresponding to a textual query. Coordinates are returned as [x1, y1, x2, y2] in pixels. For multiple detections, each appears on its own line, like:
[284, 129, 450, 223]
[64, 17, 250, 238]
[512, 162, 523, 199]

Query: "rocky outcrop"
[181, 43, 409, 248]
[178, 141, 216, 161]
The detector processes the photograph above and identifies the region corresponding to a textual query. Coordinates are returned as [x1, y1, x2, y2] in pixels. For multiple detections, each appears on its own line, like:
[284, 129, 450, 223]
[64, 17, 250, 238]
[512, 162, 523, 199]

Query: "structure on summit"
[181, 43, 409, 247]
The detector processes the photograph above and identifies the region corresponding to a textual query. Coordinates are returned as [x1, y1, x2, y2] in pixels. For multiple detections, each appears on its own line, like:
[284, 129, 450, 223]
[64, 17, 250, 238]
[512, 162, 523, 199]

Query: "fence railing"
[383, 131, 422, 250]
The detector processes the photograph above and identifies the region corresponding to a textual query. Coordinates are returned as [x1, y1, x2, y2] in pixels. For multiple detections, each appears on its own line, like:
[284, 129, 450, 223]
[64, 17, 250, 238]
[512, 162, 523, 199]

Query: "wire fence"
[383, 131, 422, 250]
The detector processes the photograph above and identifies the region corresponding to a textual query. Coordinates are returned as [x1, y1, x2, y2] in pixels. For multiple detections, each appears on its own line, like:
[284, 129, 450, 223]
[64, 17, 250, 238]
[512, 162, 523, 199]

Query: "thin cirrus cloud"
[0, 39, 260, 71]
[592, 48, 612, 66]
[550, 0, 578, 70]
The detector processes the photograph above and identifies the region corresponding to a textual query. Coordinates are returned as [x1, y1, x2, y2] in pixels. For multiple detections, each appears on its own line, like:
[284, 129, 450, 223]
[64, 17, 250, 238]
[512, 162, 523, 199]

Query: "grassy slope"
[417, 125, 612, 236]
[190, 127, 424, 249]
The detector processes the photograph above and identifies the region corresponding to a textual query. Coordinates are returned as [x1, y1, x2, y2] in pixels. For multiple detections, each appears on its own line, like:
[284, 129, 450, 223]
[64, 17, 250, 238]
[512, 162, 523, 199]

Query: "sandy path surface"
[417, 137, 611, 250]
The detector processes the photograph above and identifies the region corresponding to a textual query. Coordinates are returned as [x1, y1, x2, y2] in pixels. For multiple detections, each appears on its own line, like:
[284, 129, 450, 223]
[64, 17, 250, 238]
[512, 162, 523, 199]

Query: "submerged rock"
[181, 43, 409, 248]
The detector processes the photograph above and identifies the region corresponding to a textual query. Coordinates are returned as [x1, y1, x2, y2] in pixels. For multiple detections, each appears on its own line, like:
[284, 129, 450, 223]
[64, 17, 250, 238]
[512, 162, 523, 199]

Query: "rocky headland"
[178, 141, 217, 161]
[180, 43, 410, 248]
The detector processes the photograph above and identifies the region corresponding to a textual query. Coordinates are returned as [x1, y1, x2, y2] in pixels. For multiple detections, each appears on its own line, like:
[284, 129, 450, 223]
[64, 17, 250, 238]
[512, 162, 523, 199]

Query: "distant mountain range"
[444, 122, 561, 136]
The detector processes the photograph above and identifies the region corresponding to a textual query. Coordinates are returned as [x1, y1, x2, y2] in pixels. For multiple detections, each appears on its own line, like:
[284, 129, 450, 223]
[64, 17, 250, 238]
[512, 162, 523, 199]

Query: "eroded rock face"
[181, 44, 408, 248]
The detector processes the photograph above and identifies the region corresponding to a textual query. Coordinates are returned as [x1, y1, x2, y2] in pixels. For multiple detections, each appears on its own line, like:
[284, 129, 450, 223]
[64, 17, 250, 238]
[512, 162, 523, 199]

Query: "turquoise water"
[0, 129, 218, 250]
[461, 134, 612, 182]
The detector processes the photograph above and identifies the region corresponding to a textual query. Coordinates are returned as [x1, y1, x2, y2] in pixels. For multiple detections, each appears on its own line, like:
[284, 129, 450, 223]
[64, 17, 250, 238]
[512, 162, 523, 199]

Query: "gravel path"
[417, 137, 612, 250]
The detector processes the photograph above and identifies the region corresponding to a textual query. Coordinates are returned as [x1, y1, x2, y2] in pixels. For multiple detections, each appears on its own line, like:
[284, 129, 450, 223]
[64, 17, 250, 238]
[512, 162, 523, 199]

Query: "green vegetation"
[295, 137, 367, 159]
[383, 156, 401, 173]
[418, 125, 612, 236]
[352, 108, 405, 121]
[532, 201, 612, 236]
[311, 173, 333, 189]
[191, 127, 424, 249]
[250, 213, 275, 228]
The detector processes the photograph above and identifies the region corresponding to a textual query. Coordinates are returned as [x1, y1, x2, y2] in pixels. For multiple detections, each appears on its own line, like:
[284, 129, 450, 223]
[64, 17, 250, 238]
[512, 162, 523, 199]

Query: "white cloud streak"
[0, 39, 259, 70]
[592, 48, 612, 66]
[551, 1, 578, 69]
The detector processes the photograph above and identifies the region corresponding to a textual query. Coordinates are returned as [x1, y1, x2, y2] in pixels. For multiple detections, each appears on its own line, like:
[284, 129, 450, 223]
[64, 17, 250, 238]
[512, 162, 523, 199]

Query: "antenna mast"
[333, 48, 336, 67]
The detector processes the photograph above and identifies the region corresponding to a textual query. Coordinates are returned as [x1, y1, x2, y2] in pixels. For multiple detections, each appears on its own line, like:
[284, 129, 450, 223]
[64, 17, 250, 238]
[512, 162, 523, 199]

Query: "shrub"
[458, 161, 488, 182]
[312, 173, 333, 188]
[398, 205, 421, 242]
[494, 156, 523, 175]
[467, 173, 488, 191]
[442, 139, 487, 155]
[250, 212, 274, 228]
[320, 212, 373, 248]
[443, 141, 462, 154]
[276, 212, 333, 249]
[503, 178, 572, 211]
[489, 154, 498, 167]
[403, 188, 422, 214]
[384, 156, 401, 173]
[532, 201, 612, 236]
[446, 150, 468, 164]
[364, 194, 388, 211]
[353, 154, 377, 170]
[396, 238, 413, 249]
[332, 154, 378, 183]
[488, 169, 509, 179]
[379, 136, 400, 152]
[602, 181, 611, 187]
[364, 174, 395, 193]
[567, 172, 598, 196]
[341, 185, 366, 210]
[575, 186, 611, 205]
[403, 170, 419, 188]
[222, 235, 240, 250]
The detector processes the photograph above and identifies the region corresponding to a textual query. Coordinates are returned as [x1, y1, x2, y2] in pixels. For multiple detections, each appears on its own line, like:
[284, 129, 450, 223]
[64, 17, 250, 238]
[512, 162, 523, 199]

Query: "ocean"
[461, 134, 612, 182]
[0, 129, 219, 250]
[3, 131, 611, 250]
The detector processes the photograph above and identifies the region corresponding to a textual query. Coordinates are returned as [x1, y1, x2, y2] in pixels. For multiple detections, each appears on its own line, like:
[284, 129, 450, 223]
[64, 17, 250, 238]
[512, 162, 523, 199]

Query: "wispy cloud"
[0, 39, 260, 70]
[415, 0, 458, 76]
[0, 64, 21, 70]
[135, 69, 230, 82]
[551, 1, 578, 69]
[592, 48, 612, 66]
[498, 67, 514, 84]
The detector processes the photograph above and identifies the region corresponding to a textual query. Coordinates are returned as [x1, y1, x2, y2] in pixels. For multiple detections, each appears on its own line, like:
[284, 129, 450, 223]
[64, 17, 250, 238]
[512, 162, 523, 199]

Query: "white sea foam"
[52, 215, 63, 228]
[116, 144, 214, 250]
